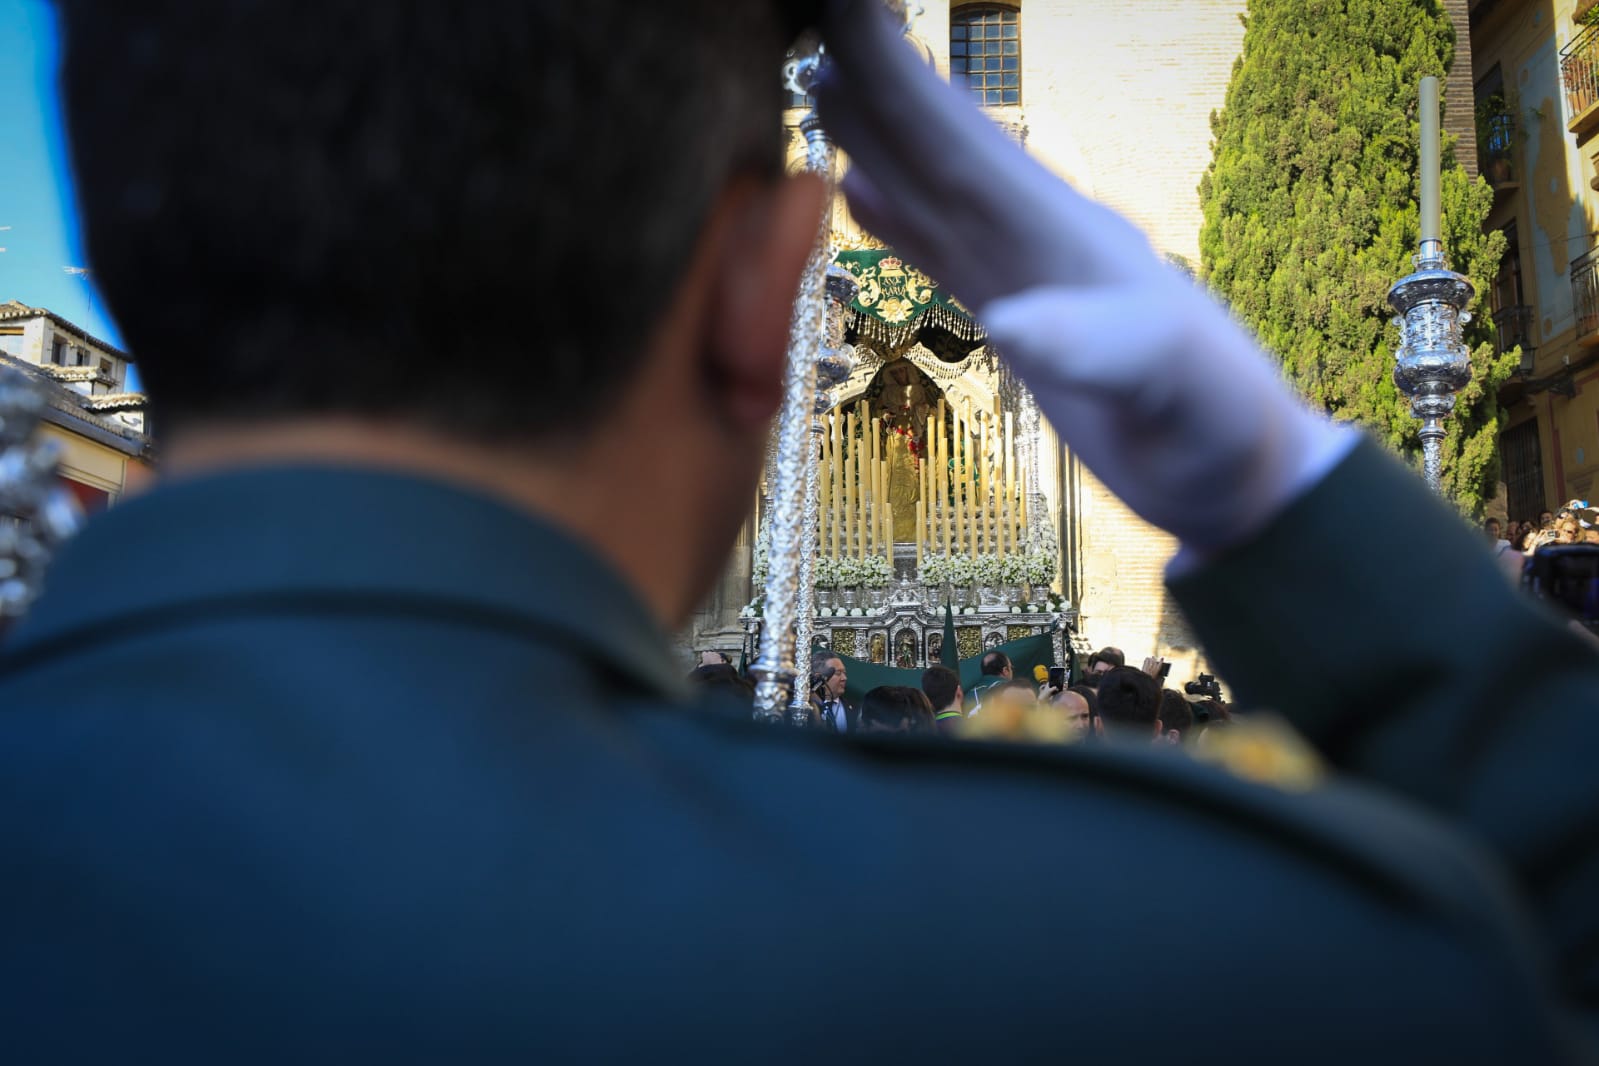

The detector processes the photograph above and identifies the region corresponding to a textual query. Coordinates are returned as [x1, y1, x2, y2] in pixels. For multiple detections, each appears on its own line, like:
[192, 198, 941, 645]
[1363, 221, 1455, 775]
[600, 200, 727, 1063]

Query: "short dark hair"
[980, 650, 1012, 676]
[1087, 647, 1126, 671]
[859, 686, 934, 734]
[810, 651, 843, 679]
[1159, 688, 1194, 740]
[1096, 666, 1160, 736]
[56, 1, 792, 439]
[1068, 684, 1100, 722]
[921, 665, 961, 711]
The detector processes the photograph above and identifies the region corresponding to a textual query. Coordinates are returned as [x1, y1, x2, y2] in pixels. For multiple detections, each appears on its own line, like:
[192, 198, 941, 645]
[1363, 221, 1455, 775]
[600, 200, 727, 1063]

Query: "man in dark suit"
[810, 650, 857, 733]
[2, 0, 1596, 1062]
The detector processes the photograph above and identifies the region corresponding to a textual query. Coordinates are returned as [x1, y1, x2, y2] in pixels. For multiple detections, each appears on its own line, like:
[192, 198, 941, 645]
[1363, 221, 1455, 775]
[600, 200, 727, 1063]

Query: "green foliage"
[1198, 0, 1513, 516]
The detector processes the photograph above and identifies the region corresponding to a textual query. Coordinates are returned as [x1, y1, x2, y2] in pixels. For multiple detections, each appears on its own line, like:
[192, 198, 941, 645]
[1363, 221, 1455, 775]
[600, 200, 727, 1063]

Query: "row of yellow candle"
[818, 401, 894, 561]
[913, 398, 1028, 566]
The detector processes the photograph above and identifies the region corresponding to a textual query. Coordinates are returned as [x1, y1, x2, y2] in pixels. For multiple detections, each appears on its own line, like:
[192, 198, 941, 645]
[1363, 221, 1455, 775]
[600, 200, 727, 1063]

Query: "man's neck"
[159, 417, 698, 628]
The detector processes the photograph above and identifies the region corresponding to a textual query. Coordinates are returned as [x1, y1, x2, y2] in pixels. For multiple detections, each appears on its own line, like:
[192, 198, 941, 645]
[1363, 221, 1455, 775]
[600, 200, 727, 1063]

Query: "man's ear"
[702, 172, 828, 431]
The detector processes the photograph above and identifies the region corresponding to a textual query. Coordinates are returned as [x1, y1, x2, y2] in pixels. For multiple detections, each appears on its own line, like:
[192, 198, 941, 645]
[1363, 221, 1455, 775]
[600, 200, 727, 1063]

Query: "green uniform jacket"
[0, 444, 1590, 1062]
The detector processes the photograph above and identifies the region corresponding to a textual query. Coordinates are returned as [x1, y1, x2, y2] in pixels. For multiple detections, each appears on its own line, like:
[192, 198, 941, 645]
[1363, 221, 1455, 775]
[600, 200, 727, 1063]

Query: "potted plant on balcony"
[1476, 90, 1517, 187]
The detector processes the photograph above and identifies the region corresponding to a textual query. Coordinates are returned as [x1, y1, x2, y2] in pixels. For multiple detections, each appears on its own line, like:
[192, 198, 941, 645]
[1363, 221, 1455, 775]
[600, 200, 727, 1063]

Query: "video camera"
[1184, 673, 1223, 700]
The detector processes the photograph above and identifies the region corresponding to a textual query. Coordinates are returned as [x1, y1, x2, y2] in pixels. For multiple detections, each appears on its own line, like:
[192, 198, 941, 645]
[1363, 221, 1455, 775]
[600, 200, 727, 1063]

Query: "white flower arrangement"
[752, 534, 770, 590]
[945, 553, 976, 587]
[835, 555, 869, 589]
[1025, 549, 1058, 587]
[917, 552, 949, 586]
[862, 554, 895, 589]
[812, 555, 839, 590]
[999, 553, 1029, 586]
[971, 552, 1004, 589]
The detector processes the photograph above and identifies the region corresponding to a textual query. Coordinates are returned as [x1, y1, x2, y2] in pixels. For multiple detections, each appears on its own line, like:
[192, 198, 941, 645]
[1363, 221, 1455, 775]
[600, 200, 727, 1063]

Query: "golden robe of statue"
[887, 429, 920, 542]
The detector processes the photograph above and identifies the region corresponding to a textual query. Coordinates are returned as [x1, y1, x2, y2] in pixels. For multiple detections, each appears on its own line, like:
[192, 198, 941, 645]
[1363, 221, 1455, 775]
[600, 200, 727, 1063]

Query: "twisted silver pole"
[787, 267, 859, 725]
[788, 416, 825, 725]
[752, 102, 837, 723]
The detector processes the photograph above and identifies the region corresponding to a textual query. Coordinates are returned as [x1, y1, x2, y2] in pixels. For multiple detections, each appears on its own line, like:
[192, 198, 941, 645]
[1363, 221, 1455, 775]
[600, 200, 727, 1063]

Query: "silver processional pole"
[750, 40, 839, 723]
[1388, 75, 1473, 494]
[752, 4, 915, 723]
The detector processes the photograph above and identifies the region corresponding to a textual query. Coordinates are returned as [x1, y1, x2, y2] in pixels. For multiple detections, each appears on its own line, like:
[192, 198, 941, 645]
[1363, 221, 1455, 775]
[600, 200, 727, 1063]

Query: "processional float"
[749, 3, 1071, 722]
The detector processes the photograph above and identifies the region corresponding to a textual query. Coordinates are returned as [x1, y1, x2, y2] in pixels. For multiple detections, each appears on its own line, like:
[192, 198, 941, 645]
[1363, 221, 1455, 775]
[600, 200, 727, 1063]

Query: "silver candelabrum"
[785, 265, 858, 725]
[751, 42, 839, 723]
[0, 367, 83, 619]
[1388, 240, 1473, 492]
[752, 5, 913, 723]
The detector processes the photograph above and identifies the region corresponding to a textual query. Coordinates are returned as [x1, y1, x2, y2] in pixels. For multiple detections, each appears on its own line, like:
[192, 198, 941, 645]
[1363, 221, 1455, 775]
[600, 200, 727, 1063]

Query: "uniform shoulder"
[647, 699, 1522, 933]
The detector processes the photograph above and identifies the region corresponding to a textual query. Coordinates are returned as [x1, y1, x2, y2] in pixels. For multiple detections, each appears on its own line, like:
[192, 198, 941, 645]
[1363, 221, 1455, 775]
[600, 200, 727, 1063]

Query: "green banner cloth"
[822, 632, 1055, 706]
[940, 604, 959, 670]
[833, 249, 985, 356]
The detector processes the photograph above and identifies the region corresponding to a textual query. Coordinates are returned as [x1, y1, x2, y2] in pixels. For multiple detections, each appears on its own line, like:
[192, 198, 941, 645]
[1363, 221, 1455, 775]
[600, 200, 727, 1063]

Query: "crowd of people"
[689, 643, 1233, 749]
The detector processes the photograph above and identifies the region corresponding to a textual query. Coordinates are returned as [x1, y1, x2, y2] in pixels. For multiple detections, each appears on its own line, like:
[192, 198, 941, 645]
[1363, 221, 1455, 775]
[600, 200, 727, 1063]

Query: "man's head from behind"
[980, 651, 1013, 679]
[1086, 646, 1124, 680]
[859, 686, 933, 735]
[54, 1, 823, 626]
[921, 665, 962, 713]
[1095, 666, 1161, 740]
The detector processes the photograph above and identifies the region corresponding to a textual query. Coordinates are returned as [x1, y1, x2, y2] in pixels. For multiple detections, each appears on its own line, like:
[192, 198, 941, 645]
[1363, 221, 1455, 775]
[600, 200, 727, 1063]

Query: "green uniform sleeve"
[1169, 436, 1599, 1006]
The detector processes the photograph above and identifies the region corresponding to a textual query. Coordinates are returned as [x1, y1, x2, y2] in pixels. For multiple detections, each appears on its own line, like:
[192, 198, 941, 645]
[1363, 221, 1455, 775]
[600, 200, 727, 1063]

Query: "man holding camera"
[810, 651, 855, 733]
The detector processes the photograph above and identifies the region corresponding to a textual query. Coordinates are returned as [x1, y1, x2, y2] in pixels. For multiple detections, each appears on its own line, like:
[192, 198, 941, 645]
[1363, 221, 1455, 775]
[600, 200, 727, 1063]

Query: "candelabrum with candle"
[1388, 76, 1473, 494]
[0, 367, 82, 619]
[752, 38, 836, 724]
[786, 265, 858, 724]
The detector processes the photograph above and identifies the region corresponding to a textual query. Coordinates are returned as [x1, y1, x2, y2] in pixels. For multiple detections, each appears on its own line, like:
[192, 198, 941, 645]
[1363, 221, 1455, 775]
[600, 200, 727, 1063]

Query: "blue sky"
[0, 0, 134, 385]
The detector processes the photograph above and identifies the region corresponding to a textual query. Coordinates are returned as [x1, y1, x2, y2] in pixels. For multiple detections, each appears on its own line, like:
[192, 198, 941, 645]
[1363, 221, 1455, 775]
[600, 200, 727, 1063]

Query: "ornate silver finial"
[0, 367, 83, 619]
[1388, 263, 1474, 491]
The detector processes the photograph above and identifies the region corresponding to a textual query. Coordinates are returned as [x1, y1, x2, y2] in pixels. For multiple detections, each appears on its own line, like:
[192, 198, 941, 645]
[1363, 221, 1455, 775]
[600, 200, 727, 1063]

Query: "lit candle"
[845, 408, 857, 558]
[972, 412, 984, 556]
[818, 432, 830, 555]
[916, 498, 924, 568]
[837, 412, 850, 559]
[1419, 75, 1441, 246]
[962, 407, 975, 557]
[1005, 411, 1016, 554]
[949, 406, 960, 556]
[938, 401, 950, 554]
[882, 460, 892, 560]
[870, 417, 881, 557]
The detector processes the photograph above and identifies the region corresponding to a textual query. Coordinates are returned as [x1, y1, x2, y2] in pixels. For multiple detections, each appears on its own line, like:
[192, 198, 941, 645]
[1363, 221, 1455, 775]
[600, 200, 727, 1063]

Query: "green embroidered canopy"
[833, 249, 986, 360]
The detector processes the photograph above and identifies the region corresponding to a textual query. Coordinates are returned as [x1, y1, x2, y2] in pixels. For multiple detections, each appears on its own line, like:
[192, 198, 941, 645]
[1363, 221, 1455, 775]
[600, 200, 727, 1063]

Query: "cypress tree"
[1199, 0, 1514, 515]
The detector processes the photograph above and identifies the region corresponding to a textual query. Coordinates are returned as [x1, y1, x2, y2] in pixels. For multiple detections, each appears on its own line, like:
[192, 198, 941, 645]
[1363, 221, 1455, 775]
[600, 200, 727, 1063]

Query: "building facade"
[0, 300, 152, 511]
[1470, 0, 1599, 521]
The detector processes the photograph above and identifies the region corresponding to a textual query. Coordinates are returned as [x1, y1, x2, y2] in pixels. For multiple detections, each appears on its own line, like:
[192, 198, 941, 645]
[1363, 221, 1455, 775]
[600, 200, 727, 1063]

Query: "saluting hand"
[815, 0, 1354, 556]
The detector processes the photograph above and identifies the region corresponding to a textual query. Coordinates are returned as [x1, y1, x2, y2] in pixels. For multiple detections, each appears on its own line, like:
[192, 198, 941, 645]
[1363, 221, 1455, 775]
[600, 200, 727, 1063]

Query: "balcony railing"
[1573, 246, 1599, 341]
[1492, 304, 1536, 374]
[1479, 111, 1517, 186]
[1562, 23, 1599, 133]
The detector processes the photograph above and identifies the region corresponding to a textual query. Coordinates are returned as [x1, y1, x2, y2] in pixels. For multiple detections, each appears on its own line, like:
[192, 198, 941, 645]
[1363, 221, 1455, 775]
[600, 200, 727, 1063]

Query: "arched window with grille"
[951, 4, 1020, 107]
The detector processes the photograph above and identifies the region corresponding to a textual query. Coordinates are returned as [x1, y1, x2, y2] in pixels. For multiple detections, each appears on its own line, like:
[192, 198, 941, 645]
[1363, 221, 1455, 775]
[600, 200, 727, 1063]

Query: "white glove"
[815, 0, 1355, 554]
